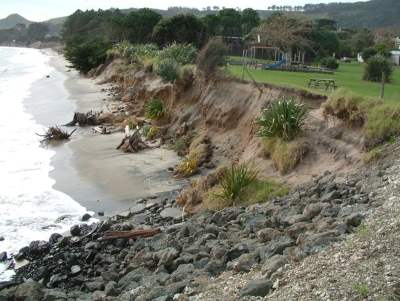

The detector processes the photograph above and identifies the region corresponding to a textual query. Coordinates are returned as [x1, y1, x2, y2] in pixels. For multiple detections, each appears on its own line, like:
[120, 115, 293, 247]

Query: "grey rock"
[70, 265, 81, 276]
[85, 281, 104, 292]
[302, 203, 324, 220]
[226, 243, 249, 261]
[49, 233, 62, 244]
[286, 222, 313, 239]
[160, 207, 182, 219]
[0, 251, 7, 262]
[227, 252, 258, 273]
[346, 213, 364, 227]
[0, 236, 4, 241]
[105, 281, 119, 296]
[90, 291, 106, 301]
[320, 190, 341, 202]
[258, 236, 294, 261]
[262, 255, 288, 279]
[205, 260, 225, 275]
[43, 289, 68, 301]
[155, 247, 180, 267]
[81, 213, 92, 221]
[70, 225, 81, 236]
[240, 279, 273, 297]
[256, 228, 281, 243]
[11, 282, 44, 300]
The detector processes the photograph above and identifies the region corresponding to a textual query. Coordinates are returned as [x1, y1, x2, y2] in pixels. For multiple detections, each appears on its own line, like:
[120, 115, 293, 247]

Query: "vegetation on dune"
[323, 90, 400, 148]
[204, 162, 288, 209]
[176, 152, 201, 177]
[158, 43, 197, 65]
[196, 38, 228, 76]
[156, 58, 180, 82]
[144, 99, 165, 120]
[257, 99, 307, 141]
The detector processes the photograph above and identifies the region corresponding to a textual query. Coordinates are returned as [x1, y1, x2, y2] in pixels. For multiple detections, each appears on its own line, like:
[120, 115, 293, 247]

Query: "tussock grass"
[362, 146, 382, 164]
[263, 137, 309, 175]
[257, 98, 307, 141]
[145, 98, 165, 120]
[323, 90, 400, 148]
[176, 152, 200, 177]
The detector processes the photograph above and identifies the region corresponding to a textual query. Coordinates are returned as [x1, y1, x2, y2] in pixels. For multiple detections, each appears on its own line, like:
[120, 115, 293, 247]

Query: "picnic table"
[308, 78, 337, 90]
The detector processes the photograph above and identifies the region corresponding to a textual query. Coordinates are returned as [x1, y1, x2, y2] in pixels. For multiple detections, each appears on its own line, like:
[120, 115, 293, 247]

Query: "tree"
[350, 28, 374, 54]
[361, 47, 378, 61]
[241, 8, 260, 36]
[218, 8, 242, 37]
[254, 14, 312, 51]
[310, 30, 340, 59]
[152, 14, 206, 48]
[202, 14, 220, 37]
[27, 23, 49, 41]
[196, 37, 227, 76]
[363, 55, 392, 83]
[124, 9, 162, 44]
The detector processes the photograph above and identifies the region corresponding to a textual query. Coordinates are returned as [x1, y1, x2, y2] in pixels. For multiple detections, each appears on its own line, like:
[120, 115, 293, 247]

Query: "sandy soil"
[25, 50, 183, 216]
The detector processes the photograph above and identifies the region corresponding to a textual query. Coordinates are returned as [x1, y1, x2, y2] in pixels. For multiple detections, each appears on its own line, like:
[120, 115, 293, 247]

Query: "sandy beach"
[25, 49, 183, 216]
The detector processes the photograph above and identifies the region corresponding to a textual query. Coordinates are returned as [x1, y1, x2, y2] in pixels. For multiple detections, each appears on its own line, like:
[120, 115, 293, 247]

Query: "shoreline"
[27, 49, 183, 216]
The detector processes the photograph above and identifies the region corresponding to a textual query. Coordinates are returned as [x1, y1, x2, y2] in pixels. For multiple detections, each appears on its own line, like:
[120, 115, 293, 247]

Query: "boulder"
[240, 279, 273, 297]
[262, 255, 288, 279]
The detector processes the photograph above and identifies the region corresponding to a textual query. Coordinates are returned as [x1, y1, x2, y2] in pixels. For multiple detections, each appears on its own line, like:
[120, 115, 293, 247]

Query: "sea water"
[0, 47, 90, 281]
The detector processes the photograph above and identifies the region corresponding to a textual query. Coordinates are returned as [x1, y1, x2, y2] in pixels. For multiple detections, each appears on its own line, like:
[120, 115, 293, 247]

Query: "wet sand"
[25, 50, 183, 216]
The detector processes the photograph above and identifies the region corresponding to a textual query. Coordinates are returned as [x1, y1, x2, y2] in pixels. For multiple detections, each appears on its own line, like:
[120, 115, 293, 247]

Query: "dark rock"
[262, 255, 288, 279]
[346, 213, 364, 227]
[81, 213, 92, 221]
[98, 211, 105, 217]
[227, 253, 258, 273]
[69, 225, 81, 236]
[205, 260, 225, 275]
[0, 251, 7, 262]
[29, 240, 50, 256]
[226, 243, 249, 261]
[85, 281, 104, 292]
[256, 228, 281, 243]
[258, 236, 295, 261]
[49, 233, 62, 244]
[240, 279, 273, 297]
[155, 247, 180, 267]
[320, 190, 341, 203]
[0, 236, 4, 241]
[286, 222, 313, 239]
[42, 288, 68, 300]
[302, 203, 324, 220]
[48, 274, 68, 287]
[105, 281, 119, 296]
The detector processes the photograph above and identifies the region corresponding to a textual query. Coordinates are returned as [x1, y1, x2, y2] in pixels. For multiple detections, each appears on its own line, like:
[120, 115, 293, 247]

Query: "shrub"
[363, 55, 392, 83]
[142, 125, 159, 140]
[263, 138, 309, 175]
[216, 163, 258, 205]
[320, 57, 339, 70]
[177, 65, 196, 88]
[257, 98, 307, 141]
[145, 99, 165, 120]
[156, 58, 179, 82]
[176, 152, 200, 177]
[196, 37, 227, 75]
[158, 43, 197, 65]
[64, 37, 111, 73]
[363, 146, 382, 164]
[361, 47, 377, 61]
[108, 42, 159, 64]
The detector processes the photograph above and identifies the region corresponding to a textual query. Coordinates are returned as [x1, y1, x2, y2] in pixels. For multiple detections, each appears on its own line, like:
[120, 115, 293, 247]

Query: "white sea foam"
[0, 47, 91, 281]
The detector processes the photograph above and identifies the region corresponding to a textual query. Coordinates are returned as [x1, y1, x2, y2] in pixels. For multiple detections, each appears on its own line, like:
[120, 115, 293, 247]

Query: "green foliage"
[310, 30, 340, 59]
[363, 146, 382, 164]
[108, 42, 159, 63]
[353, 283, 369, 299]
[156, 58, 179, 82]
[320, 57, 339, 70]
[257, 99, 307, 141]
[196, 38, 227, 75]
[216, 163, 259, 205]
[158, 43, 197, 65]
[361, 47, 377, 61]
[363, 55, 393, 83]
[145, 99, 165, 120]
[241, 8, 260, 35]
[64, 37, 111, 73]
[122, 9, 162, 43]
[152, 14, 206, 48]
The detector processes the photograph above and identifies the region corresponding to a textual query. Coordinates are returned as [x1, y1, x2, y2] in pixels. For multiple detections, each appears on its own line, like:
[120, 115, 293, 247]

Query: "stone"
[81, 213, 92, 221]
[0, 251, 7, 262]
[320, 190, 341, 203]
[226, 243, 249, 261]
[256, 228, 281, 243]
[42, 289, 68, 301]
[49, 233, 62, 244]
[286, 222, 313, 239]
[70, 225, 81, 236]
[70, 265, 81, 276]
[205, 260, 225, 275]
[85, 281, 104, 292]
[105, 281, 119, 296]
[0, 236, 4, 241]
[345, 213, 364, 227]
[227, 253, 258, 273]
[240, 279, 273, 297]
[156, 247, 180, 267]
[29, 240, 50, 256]
[302, 203, 324, 220]
[258, 236, 294, 261]
[160, 207, 183, 219]
[262, 255, 288, 279]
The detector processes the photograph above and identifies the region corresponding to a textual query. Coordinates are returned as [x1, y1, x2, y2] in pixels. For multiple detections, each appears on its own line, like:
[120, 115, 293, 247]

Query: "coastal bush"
[64, 37, 111, 73]
[257, 98, 307, 141]
[145, 99, 165, 120]
[170, 136, 192, 156]
[363, 55, 392, 83]
[158, 43, 197, 65]
[108, 42, 159, 64]
[320, 57, 339, 70]
[196, 38, 227, 76]
[263, 137, 309, 175]
[176, 152, 201, 177]
[156, 58, 179, 82]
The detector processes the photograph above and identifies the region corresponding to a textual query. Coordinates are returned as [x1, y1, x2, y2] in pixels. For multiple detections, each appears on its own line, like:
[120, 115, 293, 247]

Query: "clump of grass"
[176, 152, 200, 177]
[363, 146, 383, 164]
[216, 162, 259, 205]
[263, 137, 309, 175]
[353, 283, 369, 299]
[170, 136, 191, 156]
[142, 125, 159, 140]
[257, 98, 307, 141]
[323, 90, 400, 148]
[145, 99, 165, 120]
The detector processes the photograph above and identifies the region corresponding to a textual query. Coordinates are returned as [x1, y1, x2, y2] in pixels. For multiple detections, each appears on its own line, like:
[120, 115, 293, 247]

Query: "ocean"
[0, 47, 90, 281]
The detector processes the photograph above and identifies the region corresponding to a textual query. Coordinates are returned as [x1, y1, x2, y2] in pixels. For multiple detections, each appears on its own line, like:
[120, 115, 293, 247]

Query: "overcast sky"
[0, 0, 366, 22]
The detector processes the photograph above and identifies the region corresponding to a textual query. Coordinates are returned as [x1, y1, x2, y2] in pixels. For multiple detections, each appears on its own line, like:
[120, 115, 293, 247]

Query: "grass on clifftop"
[227, 60, 400, 103]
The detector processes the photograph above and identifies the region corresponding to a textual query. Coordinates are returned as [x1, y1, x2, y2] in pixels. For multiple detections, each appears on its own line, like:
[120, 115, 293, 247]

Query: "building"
[391, 50, 400, 66]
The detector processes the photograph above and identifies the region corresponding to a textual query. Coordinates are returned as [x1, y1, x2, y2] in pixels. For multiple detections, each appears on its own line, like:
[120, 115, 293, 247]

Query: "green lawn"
[227, 61, 400, 103]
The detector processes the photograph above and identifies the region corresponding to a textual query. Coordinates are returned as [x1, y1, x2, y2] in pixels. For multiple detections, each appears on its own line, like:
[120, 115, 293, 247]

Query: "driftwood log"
[65, 111, 101, 126]
[37, 126, 76, 143]
[116, 128, 150, 153]
[99, 228, 161, 241]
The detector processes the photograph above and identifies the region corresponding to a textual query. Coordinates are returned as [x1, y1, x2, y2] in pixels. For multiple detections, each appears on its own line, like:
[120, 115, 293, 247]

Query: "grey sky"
[0, 0, 366, 22]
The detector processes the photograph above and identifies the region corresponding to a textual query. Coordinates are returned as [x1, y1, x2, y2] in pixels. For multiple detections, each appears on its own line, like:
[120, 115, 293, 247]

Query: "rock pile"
[0, 169, 382, 300]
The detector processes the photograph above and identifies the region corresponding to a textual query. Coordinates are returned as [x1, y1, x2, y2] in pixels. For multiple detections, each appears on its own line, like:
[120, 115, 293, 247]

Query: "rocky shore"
[0, 155, 387, 300]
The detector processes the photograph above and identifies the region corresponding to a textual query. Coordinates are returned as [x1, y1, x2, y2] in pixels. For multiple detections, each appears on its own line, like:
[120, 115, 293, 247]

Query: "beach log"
[99, 228, 161, 241]
[116, 128, 150, 153]
[65, 112, 101, 126]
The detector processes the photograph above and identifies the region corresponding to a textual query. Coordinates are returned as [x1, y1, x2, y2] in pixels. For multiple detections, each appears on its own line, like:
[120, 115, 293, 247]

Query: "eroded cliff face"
[99, 61, 363, 187]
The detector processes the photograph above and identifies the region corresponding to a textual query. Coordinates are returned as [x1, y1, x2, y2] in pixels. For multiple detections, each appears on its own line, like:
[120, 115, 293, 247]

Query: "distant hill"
[303, 0, 400, 29]
[0, 14, 31, 30]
